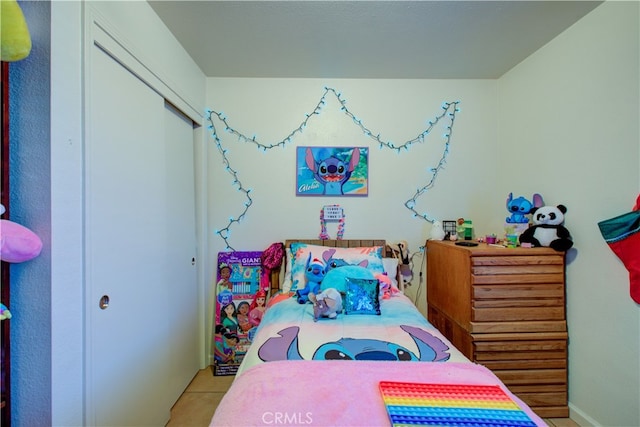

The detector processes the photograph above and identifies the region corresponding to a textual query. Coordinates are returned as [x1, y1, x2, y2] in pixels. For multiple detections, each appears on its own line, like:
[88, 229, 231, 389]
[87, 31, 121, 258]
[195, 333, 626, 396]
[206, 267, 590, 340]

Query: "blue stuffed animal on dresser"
[506, 192, 544, 223]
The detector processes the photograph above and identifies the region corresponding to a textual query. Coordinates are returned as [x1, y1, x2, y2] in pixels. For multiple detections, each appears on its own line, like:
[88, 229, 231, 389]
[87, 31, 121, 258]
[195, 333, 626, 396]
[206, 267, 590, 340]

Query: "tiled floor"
[167, 367, 581, 427]
[166, 367, 232, 427]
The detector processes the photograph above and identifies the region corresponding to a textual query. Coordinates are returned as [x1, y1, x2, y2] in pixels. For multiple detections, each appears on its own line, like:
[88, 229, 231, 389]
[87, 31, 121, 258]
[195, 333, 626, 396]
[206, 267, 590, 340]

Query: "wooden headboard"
[269, 239, 390, 296]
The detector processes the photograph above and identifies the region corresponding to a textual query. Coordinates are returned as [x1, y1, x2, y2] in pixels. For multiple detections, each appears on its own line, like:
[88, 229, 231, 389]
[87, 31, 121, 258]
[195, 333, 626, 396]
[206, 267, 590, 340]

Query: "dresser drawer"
[470, 320, 567, 334]
[474, 337, 569, 417]
[472, 282, 565, 323]
[508, 385, 569, 418]
[473, 335, 567, 365]
[473, 283, 565, 300]
[509, 384, 567, 403]
[471, 255, 564, 269]
[471, 255, 564, 288]
[428, 305, 473, 357]
[490, 368, 567, 386]
[472, 306, 564, 322]
[474, 336, 567, 355]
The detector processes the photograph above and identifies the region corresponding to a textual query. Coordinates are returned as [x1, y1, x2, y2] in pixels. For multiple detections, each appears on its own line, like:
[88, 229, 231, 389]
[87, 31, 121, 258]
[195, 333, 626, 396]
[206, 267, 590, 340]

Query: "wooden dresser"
[426, 240, 568, 418]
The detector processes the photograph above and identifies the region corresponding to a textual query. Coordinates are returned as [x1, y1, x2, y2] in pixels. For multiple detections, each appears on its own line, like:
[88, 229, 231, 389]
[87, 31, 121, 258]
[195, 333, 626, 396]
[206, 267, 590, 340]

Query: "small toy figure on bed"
[389, 241, 413, 288]
[308, 288, 343, 322]
[295, 253, 326, 304]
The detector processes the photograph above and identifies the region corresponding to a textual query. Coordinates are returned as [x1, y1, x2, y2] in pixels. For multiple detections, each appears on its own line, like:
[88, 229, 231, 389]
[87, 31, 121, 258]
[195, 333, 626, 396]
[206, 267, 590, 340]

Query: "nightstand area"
[426, 240, 568, 418]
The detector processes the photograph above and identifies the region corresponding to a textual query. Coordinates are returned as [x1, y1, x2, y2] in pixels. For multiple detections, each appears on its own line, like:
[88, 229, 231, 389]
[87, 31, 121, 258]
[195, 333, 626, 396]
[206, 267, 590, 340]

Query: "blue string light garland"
[207, 87, 460, 250]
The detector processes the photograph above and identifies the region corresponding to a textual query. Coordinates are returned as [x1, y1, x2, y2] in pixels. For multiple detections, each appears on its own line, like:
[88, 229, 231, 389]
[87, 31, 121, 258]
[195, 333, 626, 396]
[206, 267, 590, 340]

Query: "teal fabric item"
[320, 265, 374, 294]
[344, 278, 380, 315]
[597, 196, 640, 303]
[598, 210, 640, 243]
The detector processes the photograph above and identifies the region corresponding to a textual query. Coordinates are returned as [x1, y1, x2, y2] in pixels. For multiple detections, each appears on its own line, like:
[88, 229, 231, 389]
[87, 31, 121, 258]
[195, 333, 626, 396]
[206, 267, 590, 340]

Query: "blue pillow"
[344, 278, 380, 315]
[320, 265, 374, 294]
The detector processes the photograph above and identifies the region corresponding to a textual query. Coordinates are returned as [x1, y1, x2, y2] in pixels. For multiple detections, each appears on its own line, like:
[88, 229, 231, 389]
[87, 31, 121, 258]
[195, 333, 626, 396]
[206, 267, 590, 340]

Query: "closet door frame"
[83, 3, 208, 423]
[50, 3, 207, 425]
[1, 59, 11, 427]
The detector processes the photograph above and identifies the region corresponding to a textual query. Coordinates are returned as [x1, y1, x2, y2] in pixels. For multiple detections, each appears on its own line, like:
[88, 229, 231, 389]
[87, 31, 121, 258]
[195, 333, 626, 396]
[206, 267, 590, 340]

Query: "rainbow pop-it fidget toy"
[379, 381, 537, 427]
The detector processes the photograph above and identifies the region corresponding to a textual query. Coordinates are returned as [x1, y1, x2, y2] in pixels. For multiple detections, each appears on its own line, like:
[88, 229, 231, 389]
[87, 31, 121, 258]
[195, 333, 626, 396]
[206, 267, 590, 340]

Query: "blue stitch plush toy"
[506, 192, 544, 223]
[296, 253, 326, 304]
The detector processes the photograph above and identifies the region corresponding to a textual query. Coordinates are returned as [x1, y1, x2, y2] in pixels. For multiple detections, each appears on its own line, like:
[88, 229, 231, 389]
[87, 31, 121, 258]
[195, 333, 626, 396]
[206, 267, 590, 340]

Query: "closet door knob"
[99, 295, 110, 310]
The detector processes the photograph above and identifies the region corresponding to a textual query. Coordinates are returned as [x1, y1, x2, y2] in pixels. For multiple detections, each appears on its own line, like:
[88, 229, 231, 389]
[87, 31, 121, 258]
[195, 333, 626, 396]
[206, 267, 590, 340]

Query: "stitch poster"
[213, 251, 265, 376]
[296, 146, 368, 196]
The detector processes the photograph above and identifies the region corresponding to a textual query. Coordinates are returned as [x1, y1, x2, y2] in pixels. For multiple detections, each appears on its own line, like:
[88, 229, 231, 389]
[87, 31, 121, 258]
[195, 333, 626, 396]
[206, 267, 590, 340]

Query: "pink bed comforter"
[210, 360, 547, 426]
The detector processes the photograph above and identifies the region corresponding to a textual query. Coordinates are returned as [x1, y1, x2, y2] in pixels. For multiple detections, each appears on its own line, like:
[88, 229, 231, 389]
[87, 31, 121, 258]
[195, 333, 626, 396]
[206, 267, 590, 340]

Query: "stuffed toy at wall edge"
[519, 204, 573, 252]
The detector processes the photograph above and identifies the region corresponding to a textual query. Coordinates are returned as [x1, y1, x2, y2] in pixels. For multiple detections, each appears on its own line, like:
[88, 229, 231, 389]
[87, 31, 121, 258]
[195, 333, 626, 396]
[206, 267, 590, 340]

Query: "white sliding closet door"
[86, 45, 197, 426]
[164, 102, 199, 403]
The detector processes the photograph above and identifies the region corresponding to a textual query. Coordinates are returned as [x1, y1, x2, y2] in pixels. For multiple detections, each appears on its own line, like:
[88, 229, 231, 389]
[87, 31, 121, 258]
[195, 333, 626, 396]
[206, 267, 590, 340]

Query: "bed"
[210, 239, 546, 427]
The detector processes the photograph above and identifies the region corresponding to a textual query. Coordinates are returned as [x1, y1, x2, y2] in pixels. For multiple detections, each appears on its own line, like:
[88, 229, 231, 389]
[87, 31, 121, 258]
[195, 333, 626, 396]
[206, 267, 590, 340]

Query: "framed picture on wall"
[296, 146, 368, 196]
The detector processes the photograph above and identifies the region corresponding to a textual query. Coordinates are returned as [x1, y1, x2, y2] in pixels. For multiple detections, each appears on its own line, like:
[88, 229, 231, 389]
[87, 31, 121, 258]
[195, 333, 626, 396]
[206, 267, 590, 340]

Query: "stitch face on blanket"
[257, 325, 450, 363]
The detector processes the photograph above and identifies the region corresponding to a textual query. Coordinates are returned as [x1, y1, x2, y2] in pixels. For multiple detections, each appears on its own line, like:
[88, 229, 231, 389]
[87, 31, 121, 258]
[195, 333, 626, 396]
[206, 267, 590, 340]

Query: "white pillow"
[382, 257, 399, 289]
[281, 248, 293, 292]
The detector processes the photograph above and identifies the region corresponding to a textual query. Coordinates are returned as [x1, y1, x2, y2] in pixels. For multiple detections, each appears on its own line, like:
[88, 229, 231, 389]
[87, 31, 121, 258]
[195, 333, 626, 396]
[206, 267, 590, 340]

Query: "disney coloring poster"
[296, 146, 368, 196]
[213, 251, 265, 376]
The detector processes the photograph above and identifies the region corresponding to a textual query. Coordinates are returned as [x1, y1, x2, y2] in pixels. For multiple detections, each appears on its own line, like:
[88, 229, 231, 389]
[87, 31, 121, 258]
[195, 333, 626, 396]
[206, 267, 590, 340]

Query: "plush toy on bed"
[308, 288, 343, 321]
[519, 204, 573, 252]
[295, 253, 326, 304]
[389, 241, 413, 288]
[376, 273, 400, 299]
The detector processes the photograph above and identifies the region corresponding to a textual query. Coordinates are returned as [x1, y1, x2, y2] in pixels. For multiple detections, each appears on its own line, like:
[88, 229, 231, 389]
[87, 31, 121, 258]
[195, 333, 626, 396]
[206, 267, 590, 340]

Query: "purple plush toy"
[308, 288, 343, 322]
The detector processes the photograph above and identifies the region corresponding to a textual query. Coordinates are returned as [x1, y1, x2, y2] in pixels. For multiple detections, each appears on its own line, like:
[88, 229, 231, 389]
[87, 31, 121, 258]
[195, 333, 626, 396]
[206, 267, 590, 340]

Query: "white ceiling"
[147, 0, 602, 79]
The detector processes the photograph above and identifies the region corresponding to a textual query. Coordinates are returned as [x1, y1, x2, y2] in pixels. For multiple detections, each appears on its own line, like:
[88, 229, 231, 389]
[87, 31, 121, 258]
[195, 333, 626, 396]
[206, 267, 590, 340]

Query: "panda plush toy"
[519, 204, 573, 251]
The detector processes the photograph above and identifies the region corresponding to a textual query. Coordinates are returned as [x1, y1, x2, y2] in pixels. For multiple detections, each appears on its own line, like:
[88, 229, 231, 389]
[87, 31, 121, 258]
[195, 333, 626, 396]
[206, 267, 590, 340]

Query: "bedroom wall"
[22, 0, 636, 425]
[498, 2, 639, 426]
[204, 79, 501, 319]
[205, 3, 639, 425]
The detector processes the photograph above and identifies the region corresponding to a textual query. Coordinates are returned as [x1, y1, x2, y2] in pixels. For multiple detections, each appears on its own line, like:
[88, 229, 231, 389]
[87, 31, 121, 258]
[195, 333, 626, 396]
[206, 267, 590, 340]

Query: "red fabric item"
[607, 231, 640, 304]
[599, 195, 640, 304]
[260, 242, 285, 292]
